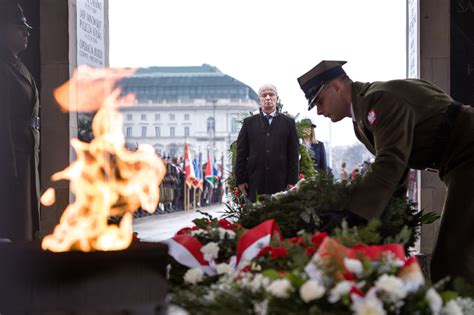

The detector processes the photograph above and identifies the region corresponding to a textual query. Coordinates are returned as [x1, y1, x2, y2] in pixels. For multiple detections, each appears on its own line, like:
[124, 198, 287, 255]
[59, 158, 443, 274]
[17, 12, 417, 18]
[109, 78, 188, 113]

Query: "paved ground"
[132, 203, 226, 242]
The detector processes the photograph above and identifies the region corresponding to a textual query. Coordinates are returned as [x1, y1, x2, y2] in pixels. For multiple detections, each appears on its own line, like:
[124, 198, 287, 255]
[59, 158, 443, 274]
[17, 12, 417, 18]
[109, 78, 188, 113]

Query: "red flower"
[278, 270, 287, 277]
[349, 286, 365, 302]
[234, 188, 240, 196]
[305, 246, 317, 257]
[343, 271, 356, 281]
[299, 173, 305, 179]
[218, 219, 233, 230]
[257, 246, 272, 258]
[311, 232, 329, 247]
[289, 236, 305, 245]
[271, 247, 288, 259]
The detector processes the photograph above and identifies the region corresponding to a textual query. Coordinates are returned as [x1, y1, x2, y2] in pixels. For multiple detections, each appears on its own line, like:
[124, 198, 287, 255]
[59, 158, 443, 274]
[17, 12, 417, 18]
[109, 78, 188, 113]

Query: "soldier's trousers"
[431, 158, 474, 285]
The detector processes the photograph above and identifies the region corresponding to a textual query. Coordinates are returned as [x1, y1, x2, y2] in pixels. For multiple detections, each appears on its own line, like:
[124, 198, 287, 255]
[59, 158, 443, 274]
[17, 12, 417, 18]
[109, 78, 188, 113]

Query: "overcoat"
[349, 79, 474, 284]
[0, 48, 40, 241]
[235, 111, 299, 202]
[309, 142, 327, 172]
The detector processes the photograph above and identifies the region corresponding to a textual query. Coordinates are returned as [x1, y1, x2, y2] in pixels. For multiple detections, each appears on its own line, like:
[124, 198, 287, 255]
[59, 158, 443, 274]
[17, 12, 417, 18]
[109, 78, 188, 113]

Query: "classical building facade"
[118, 64, 259, 158]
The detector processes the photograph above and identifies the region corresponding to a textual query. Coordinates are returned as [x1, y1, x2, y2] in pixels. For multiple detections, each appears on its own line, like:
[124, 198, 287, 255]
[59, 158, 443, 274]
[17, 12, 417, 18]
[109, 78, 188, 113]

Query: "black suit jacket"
[235, 111, 299, 202]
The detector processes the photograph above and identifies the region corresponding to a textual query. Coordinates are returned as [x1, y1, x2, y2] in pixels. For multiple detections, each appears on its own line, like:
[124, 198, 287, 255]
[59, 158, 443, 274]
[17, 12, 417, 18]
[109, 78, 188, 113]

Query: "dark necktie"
[266, 114, 272, 124]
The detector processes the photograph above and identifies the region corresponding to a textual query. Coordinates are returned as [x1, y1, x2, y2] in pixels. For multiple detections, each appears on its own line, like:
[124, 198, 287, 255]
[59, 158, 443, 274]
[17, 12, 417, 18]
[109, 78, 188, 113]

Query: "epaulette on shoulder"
[250, 110, 260, 116]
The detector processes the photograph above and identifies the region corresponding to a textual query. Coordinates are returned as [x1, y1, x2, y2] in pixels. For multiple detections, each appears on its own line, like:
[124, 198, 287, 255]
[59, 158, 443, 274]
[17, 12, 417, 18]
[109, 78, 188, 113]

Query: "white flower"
[426, 288, 443, 315]
[266, 279, 294, 299]
[254, 299, 269, 315]
[200, 242, 220, 262]
[218, 227, 236, 240]
[453, 297, 474, 315]
[216, 263, 234, 275]
[441, 300, 463, 315]
[183, 268, 204, 284]
[249, 274, 271, 293]
[299, 279, 326, 303]
[351, 295, 387, 315]
[374, 274, 407, 302]
[329, 281, 354, 303]
[344, 257, 364, 276]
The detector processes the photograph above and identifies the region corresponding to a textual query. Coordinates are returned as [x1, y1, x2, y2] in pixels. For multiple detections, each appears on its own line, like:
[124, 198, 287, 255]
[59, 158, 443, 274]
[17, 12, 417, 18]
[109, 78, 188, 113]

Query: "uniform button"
[266, 167, 270, 170]
[266, 150, 270, 153]
[266, 133, 270, 136]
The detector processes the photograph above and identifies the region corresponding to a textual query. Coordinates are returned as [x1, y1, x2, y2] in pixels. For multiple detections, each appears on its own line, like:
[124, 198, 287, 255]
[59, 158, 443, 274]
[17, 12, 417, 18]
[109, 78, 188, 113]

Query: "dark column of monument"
[451, 0, 474, 106]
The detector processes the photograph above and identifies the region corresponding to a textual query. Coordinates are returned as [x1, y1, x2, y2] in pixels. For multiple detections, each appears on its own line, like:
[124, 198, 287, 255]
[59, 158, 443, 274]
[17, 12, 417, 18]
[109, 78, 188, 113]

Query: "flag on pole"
[193, 157, 203, 190]
[205, 151, 214, 186]
[184, 143, 195, 179]
[184, 143, 200, 188]
[213, 156, 221, 179]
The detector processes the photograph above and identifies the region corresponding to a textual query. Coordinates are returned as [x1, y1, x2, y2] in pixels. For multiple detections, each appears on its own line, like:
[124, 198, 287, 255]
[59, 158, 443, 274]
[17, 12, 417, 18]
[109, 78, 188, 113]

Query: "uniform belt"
[426, 101, 462, 170]
[31, 117, 40, 130]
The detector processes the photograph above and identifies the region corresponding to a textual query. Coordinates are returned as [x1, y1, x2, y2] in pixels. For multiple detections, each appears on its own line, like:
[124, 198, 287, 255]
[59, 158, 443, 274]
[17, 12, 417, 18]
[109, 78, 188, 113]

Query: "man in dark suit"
[297, 60, 474, 285]
[235, 84, 299, 202]
[0, 2, 40, 241]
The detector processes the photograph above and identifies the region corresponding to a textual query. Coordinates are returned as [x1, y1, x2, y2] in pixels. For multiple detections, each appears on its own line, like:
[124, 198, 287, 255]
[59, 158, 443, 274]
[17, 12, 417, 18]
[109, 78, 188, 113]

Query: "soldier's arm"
[349, 92, 415, 220]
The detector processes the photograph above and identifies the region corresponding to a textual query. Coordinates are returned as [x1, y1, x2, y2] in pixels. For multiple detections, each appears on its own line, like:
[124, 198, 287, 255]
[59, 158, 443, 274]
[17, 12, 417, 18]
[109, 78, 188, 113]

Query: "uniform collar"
[0, 46, 19, 65]
[351, 81, 372, 122]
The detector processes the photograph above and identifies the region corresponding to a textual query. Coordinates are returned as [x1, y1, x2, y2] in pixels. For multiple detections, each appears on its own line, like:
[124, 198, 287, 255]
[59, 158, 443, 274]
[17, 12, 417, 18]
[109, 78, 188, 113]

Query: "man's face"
[313, 81, 349, 122]
[3, 24, 29, 53]
[259, 86, 278, 114]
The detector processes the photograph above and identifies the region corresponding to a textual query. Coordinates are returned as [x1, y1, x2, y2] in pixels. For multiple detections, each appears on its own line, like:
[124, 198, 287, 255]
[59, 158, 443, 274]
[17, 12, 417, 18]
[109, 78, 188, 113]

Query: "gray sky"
[109, 0, 407, 147]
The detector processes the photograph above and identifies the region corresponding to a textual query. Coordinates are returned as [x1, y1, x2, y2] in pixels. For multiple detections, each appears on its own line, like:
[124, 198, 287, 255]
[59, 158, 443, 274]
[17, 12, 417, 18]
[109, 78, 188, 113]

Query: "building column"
[418, 0, 449, 254]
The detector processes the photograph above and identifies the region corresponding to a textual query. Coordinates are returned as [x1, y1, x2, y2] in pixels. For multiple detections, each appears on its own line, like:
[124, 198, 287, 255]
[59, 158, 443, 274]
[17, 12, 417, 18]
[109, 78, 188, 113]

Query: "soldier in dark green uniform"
[0, 2, 40, 241]
[297, 60, 474, 285]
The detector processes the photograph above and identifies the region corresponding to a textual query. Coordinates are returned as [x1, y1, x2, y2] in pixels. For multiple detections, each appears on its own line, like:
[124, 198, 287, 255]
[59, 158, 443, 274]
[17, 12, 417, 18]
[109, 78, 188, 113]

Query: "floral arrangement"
[165, 217, 471, 315]
[234, 174, 439, 252]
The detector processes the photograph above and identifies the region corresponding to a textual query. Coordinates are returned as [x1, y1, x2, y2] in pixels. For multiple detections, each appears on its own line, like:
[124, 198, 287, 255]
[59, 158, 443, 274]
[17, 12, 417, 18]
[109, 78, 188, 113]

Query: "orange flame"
[41, 66, 166, 252]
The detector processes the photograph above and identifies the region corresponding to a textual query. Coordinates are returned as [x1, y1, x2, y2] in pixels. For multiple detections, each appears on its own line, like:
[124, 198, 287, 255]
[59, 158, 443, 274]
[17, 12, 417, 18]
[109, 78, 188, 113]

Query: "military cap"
[297, 60, 347, 110]
[0, 2, 32, 29]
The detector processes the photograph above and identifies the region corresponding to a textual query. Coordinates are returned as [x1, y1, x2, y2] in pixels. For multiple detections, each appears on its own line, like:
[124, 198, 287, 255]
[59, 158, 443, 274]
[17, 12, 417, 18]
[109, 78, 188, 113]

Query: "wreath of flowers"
[166, 217, 471, 315]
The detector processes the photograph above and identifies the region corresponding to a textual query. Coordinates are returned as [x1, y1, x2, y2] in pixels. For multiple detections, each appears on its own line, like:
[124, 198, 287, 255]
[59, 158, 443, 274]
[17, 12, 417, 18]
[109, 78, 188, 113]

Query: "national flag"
[213, 156, 221, 179]
[205, 152, 214, 186]
[192, 157, 203, 190]
[184, 143, 195, 179]
[184, 143, 200, 188]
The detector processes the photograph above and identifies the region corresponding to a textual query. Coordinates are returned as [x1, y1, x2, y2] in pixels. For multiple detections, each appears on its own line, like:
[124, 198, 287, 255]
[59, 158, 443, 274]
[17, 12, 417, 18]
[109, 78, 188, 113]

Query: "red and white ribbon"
[236, 219, 282, 269]
[161, 234, 216, 276]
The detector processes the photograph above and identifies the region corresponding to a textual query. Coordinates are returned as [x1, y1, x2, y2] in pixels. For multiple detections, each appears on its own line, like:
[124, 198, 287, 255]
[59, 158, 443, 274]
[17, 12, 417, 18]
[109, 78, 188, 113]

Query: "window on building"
[126, 127, 132, 137]
[184, 126, 190, 137]
[231, 117, 238, 133]
[169, 113, 175, 121]
[141, 114, 147, 121]
[184, 114, 190, 121]
[126, 114, 133, 121]
[170, 126, 175, 137]
[155, 113, 160, 120]
[155, 126, 160, 137]
[207, 117, 215, 133]
[141, 126, 147, 137]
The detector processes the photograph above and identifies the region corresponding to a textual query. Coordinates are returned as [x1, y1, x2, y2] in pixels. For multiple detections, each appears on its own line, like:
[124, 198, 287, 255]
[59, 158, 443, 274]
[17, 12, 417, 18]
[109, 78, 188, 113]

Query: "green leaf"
[420, 211, 441, 224]
[262, 269, 281, 280]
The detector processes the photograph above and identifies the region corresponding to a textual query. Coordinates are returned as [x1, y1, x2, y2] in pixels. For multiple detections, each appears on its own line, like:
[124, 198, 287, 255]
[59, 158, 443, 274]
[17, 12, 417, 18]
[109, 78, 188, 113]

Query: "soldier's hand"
[319, 210, 367, 232]
[238, 183, 248, 197]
